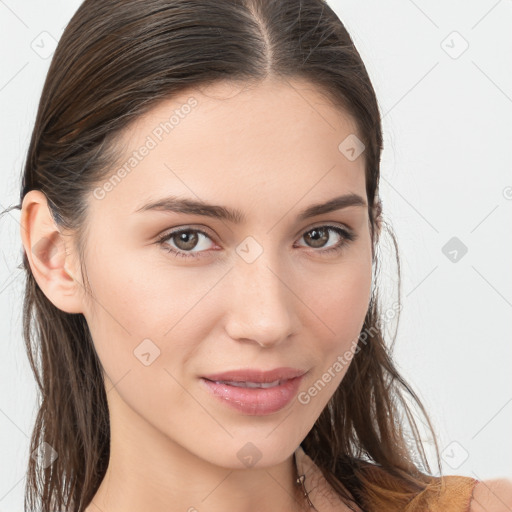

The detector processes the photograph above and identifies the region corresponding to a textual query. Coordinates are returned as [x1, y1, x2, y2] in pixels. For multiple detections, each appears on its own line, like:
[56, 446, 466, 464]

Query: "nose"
[223, 255, 297, 348]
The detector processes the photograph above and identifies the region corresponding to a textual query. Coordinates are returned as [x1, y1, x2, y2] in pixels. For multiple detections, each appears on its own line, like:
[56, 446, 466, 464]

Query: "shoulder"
[469, 478, 512, 512]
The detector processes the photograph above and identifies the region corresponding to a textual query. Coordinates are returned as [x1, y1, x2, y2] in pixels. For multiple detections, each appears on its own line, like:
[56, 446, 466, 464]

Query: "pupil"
[307, 228, 327, 248]
[176, 231, 198, 250]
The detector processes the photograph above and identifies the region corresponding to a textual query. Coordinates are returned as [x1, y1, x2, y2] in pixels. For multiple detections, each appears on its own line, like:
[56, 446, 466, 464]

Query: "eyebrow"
[134, 193, 367, 223]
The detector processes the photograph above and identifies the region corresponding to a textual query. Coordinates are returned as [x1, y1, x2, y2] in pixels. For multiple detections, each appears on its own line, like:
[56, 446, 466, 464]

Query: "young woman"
[9, 0, 511, 510]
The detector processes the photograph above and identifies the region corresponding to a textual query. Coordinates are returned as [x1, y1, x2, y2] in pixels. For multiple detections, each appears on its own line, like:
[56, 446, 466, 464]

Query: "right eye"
[295, 224, 356, 255]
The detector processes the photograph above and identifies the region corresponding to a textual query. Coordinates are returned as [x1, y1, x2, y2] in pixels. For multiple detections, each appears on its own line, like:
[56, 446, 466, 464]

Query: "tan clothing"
[294, 446, 479, 512]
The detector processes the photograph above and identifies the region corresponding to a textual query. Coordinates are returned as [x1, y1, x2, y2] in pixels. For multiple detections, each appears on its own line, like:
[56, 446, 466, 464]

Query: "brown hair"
[3, 0, 444, 510]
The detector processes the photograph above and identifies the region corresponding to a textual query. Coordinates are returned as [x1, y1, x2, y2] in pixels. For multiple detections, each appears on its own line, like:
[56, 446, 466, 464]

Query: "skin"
[21, 77, 377, 512]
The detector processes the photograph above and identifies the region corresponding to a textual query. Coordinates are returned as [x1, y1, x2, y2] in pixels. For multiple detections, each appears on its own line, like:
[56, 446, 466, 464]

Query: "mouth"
[201, 366, 307, 384]
[199, 369, 307, 415]
[205, 379, 285, 389]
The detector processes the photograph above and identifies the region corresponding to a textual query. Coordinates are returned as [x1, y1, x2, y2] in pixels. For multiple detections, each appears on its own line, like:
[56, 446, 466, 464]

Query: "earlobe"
[20, 190, 84, 314]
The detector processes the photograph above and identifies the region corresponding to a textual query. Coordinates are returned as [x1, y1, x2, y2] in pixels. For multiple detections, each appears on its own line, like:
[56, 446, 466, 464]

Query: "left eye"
[156, 228, 215, 259]
[156, 225, 355, 259]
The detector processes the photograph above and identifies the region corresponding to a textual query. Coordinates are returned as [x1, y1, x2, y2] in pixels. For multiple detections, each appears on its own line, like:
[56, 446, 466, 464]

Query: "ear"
[20, 190, 84, 314]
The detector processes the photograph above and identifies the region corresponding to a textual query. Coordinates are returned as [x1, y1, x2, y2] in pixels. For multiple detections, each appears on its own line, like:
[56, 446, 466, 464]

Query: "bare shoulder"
[469, 478, 512, 512]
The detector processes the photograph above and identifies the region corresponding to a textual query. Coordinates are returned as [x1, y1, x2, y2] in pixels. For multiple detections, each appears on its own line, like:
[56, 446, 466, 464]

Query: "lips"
[200, 367, 307, 415]
[215, 380, 281, 388]
[202, 367, 307, 384]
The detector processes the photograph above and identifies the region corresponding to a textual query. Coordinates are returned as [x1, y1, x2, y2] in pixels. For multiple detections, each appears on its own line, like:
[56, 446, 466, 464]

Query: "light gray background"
[1, 0, 511, 509]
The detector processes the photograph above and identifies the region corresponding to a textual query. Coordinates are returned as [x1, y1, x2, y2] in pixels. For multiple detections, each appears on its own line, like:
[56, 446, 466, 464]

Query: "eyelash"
[156, 224, 356, 260]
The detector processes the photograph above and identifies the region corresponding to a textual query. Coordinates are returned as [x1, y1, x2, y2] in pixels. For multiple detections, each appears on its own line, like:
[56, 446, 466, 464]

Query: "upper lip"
[202, 367, 307, 383]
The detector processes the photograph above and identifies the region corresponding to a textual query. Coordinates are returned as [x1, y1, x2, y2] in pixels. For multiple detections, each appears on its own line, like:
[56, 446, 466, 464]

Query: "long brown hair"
[4, 0, 444, 510]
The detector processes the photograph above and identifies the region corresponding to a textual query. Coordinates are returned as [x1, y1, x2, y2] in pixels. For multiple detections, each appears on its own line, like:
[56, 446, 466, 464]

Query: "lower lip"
[200, 375, 304, 415]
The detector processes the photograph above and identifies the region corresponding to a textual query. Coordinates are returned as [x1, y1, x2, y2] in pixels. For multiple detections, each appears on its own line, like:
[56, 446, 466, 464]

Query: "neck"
[85, 388, 311, 512]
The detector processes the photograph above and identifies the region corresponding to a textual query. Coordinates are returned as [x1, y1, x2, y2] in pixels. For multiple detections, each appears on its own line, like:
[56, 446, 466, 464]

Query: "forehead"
[91, 77, 367, 220]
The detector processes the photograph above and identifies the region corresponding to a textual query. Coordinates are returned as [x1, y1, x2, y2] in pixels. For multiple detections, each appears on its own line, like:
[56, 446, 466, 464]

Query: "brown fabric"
[400, 474, 479, 512]
[295, 446, 479, 511]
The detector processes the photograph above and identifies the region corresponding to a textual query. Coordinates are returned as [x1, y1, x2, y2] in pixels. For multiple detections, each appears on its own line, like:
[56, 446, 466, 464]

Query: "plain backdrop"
[1, 0, 511, 509]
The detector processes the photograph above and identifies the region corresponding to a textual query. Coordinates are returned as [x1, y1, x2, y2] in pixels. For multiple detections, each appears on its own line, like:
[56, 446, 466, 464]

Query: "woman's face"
[75, 77, 373, 469]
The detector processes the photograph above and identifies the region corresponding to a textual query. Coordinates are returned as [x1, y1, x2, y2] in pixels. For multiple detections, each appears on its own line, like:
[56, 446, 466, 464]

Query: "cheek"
[307, 252, 372, 372]
[81, 251, 222, 432]
[296, 262, 372, 419]
[85, 240, 223, 329]
[81, 247, 225, 386]
[307, 249, 372, 333]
